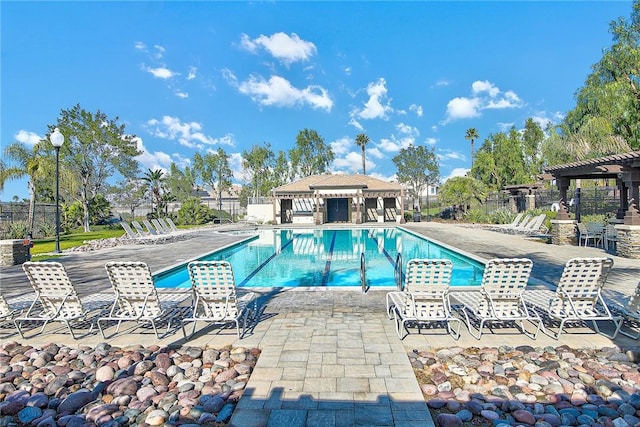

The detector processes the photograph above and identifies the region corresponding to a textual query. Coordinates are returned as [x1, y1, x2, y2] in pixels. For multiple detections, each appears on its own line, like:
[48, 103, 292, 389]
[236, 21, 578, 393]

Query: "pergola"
[545, 151, 640, 221]
[272, 174, 404, 225]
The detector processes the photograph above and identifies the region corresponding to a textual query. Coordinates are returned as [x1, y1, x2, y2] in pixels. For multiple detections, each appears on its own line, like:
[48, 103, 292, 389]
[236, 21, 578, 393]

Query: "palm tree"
[3, 142, 46, 234]
[355, 133, 370, 175]
[465, 128, 479, 169]
[142, 168, 165, 217]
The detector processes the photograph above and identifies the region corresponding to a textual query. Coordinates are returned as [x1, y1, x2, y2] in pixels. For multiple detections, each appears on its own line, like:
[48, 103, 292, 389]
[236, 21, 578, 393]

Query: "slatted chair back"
[120, 222, 139, 239]
[402, 259, 453, 321]
[22, 262, 85, 319]
[187, 261, 240, 320]
[479, 258, 533, 318]
[549, 257, 614, 315]
[105, 261, 163, 318]
[131, 220, 148, 235]
[143, 219, 160, 235]
[164, 217, 180, 232]
[152, 218, 170, 234]
[0, 295, 12, 319]
[509, 212, 524, 227]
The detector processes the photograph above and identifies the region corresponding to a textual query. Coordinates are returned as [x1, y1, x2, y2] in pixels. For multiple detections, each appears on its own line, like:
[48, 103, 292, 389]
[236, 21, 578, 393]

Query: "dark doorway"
[281, 199, 293, 223]
[364, 198, 377, 222]
[326, 198, 349, 222]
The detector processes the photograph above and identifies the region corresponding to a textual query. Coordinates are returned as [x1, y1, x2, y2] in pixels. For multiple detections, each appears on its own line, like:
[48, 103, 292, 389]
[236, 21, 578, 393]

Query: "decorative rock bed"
[0, 341, 260, 426]
[412, 345, 640, 427]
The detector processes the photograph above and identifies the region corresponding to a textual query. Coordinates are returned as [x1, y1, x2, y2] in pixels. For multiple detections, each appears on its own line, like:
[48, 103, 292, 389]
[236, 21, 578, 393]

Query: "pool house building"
[271, 174, 405, 225]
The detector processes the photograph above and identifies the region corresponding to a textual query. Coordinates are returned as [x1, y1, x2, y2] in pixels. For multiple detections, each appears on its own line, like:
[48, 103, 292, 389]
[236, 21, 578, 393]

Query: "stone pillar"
[508, 196, 517, 213]
[551, 220, 577, 246]
[525, 194, 536, 211]
[0, 239, 31, 267]
[615, 198, 640, 258]
[615, 225, 640, 259]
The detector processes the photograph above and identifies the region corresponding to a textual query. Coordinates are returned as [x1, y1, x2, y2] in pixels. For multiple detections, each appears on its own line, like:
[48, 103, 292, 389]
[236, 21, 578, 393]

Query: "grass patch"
[30, 226, 125, 256]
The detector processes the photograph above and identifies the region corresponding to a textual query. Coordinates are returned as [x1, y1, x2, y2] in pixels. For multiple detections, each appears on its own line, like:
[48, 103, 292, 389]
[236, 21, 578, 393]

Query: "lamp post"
[50, 128, 65, 253]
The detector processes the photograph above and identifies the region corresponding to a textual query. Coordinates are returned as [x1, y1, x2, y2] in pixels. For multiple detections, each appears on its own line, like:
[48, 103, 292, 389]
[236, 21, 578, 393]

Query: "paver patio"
[1, 222, 638, 426]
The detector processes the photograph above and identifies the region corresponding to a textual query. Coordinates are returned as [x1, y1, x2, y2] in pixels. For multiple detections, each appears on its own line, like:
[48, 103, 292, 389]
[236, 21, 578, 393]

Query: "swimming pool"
[154, 227, 485, 289]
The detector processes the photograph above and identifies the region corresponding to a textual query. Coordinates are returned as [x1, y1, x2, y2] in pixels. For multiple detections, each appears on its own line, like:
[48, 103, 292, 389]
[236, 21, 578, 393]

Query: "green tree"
[53, 104, 140, 232]
[289, 129, 334, 178]
[355, 133, 370, 175]
[108, 178, 147, 220]
[392, 144, 439, 211]
[464, 128, 479, 168]
[2, 141, 47, 234]
[561, 1, 640, 152]
[193, 148, 233, 212]
[438, 176, 486, 215]
[242, 143, 275, 198]
[272, 151, 291, 187]
[522, 119, 545, 178]
[165, 163, 195, 203]
[142, 168, 165, 217]
[471, 129, 529, 190]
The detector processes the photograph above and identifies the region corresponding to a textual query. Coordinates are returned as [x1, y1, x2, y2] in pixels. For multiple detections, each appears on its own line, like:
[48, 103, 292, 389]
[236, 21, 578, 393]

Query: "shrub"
[2, 221, 30, 239]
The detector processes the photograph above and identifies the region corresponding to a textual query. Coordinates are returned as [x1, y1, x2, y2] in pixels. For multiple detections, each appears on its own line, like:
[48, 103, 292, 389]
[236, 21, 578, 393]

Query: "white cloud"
[133, 137, 174, 172]
[367, 148, 384, 159]
[396, 122, 419, 136]
[134, 41, 146, 51]
[425, 137, 437, 145]
[409, 104, 423, 117]
[472, 80, 500, 97]
[144, 66, 178, 79]
[146, 116, 235, 149]
[330, 137, 351, 156]
[14, 130, 41, 147]
[445, 97, 482, 121]
[348, 117, 364, 131]
[344, 66, 352, 75]
[357, 78, 393, 120]
[444, 80, 524, 123]
[377, 135, 415, 153]
[187, 66, 197, 80]
[438, 149, 466, 162]
[240, 32, 317, 66]
[332, 151, 375, 174]
[175, 91, 189, 99]
[434, 80, 450, 87]
[235, 74, 333, 111]
[442, 167, 470, 182]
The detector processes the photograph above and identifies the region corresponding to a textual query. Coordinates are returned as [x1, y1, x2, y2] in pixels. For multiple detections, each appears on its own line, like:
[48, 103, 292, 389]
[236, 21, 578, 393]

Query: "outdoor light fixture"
[50, 128, 65, 253]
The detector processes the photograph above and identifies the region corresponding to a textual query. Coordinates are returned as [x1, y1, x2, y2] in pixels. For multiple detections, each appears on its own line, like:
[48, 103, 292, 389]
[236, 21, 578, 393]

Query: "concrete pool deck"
[1, 222, 639, 426]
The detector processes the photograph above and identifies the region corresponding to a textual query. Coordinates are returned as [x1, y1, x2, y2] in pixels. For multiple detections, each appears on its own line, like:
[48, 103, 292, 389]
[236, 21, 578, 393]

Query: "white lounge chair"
[518, 214, 548, 236]
[487, 212, 525, 232]
[609, 282, 640, 339]
[181, 261, 257, 338]
[152, 218, 171, 234]
[386, 259, 461, 339]
[120, 221, 140, 239]
[0, 294, 35, 335]
[98, 261, 190, 338]
[143, 219, 163, 235]
[523, 257, 621, 339]
[15, 262, 112, 339]
[454, 258, 541, 339]
[131, 220, 150, 236]
[164, 217, 180, 232]
[121, 221, 166, 244]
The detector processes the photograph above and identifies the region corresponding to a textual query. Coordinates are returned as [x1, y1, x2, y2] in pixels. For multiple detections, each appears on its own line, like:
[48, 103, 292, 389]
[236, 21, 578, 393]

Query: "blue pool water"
[154, 228, 485, 289]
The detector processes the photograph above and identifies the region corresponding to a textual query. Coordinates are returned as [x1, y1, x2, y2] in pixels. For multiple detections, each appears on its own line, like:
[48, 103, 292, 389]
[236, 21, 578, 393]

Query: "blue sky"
[1, 1, 633, 201]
